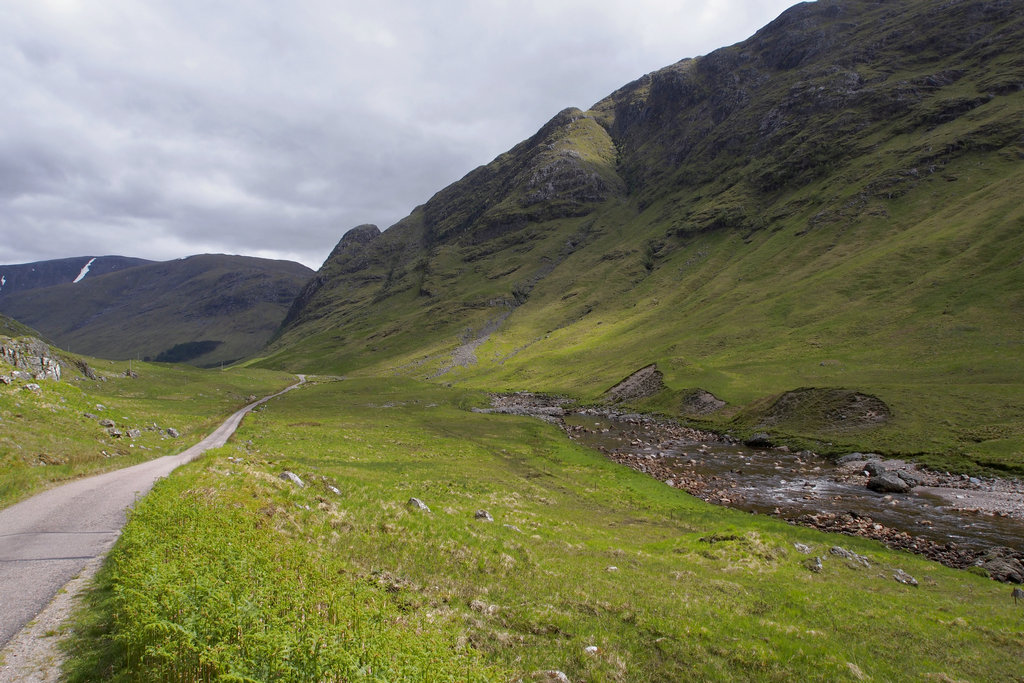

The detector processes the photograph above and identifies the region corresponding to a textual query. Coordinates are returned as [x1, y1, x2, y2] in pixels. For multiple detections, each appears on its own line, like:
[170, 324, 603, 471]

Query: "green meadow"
[0, 354, 295, 508]
[63, 379, 1024, 681]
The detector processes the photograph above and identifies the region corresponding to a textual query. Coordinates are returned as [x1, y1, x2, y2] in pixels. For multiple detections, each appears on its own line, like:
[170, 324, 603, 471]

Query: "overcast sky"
[1, 0, 798, 270]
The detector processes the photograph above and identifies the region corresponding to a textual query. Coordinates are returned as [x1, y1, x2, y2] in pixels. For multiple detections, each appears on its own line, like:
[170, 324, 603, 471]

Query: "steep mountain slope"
[0, 255, 313, 367]
[263, 0, 1024, 469]
[0, 256, 153, 296]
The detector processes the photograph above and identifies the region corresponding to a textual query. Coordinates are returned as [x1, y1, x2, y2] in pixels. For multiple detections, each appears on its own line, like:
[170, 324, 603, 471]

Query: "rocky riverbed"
[477, 393, 1024, 582]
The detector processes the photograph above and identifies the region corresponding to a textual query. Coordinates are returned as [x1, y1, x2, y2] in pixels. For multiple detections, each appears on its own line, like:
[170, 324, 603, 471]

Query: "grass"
[0, 353, 296, 509]
[63, 378, 1024, 681]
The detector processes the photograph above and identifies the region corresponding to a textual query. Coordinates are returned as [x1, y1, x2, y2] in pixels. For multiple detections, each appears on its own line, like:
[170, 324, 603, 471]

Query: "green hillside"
[0, 255, 313, 367]
[259, 0, 1024, 472]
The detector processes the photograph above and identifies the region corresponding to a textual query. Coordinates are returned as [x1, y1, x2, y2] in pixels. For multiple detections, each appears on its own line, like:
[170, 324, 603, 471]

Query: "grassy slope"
[0, 255, 313, 367]
[256, 4, 1024, 469]
[64, 379, 1024, 681]
[0, 352, 295, 508]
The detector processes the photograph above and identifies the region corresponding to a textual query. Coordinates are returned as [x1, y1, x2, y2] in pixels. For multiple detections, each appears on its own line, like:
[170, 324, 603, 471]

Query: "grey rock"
[893, 569, 918, 586]
[793, 542, 812, 554]
[744, 433, 772, 448]
[327, 485, 341, 495]
[863, 460, 886, 477]
[95, 404, 106, 411]
[165, 427, 180, 438]
[804, 556, 823, 573]
[836, 452, 865, 465]
[24, 383, 41, 392]
[98, 419, 116, 428]
[83, 413, 97, 420]
[979, 556, 1024, 584]
[896, 470, 921, 487]
[0, 375, 10, 385]
[503, 524, 523, 533]
[126, 428, 141, 439]
[408, 497, 430, 512]
[867, 472, 911, 493]
[474, 509, 494, 522]
[279, 471, 305, 487]
[830, 546, 870, 567]
[107, 428, 123, 438]
[0, 337, 62, 381]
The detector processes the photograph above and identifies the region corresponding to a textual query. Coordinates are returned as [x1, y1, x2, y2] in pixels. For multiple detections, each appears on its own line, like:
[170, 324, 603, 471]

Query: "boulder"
[474, 509, 494, 522]
[408, 497, 431, 512]
[867, 472, 911, 493]
[893, 569, 918, 586]
[279, 471, 305, 487]
[165, 427, 180, 438]
[830, 546, 870, 567]
[126, 428, 141, 439]
[744, 433, 773, 448]
[863, 460, 885, 477]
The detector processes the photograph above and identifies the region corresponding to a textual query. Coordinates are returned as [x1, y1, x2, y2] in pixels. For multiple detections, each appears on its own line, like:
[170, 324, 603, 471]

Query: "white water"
[72, 258, 97, 283]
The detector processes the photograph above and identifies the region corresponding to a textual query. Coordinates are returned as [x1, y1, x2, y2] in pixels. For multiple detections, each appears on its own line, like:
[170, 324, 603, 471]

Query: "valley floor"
[60, 377, 1024, 682]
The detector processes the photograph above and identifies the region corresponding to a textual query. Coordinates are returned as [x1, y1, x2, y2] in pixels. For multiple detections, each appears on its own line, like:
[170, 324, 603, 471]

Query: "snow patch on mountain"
[73, 258, 97, 284]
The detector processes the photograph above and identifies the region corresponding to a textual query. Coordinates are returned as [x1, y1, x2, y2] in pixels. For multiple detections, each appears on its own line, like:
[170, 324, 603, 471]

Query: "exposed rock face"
[680, 389, 726, 416]
[604, 365, 665, 403]
[0, 336, 62, 381]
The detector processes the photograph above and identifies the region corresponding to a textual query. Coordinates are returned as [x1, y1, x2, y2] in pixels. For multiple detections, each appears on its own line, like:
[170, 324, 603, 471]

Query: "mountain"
[0, 256, 153, 296]
[0, 255, 314, 367]
[261, 0, 1024, 469]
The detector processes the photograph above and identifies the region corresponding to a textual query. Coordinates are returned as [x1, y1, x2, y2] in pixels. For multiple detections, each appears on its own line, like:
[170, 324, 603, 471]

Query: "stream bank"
[478, 393, 1024, 582]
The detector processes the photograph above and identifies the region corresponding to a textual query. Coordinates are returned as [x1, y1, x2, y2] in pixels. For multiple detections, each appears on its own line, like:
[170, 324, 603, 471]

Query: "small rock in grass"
[98, 418, 115, 427]
[793, 542, 812, 554]
[165, 427, 180, 438]
[107, 428, 123, 438]
[893, 569, 918, 586]
[503, 524, 522, 533]
[408, 497, 430, 512]
[280, 471, 305, 487]
[584, 645, 600, 656]
[606, 566, 619, 572]
[83, 412, 97, 419]
[127, 428, 141, 439]
[830, 546, 870, 567]
[0, 375, 10, 385]
[474, 509, 494, 522]
[24, 383, 41, 392]
[327, 485, 341, 495]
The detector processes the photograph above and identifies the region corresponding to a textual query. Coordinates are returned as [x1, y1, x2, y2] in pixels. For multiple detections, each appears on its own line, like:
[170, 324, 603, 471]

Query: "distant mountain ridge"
[0, 256, 153, 297]
[0, 254, 313, 367]
[260, 0, 1024, 467]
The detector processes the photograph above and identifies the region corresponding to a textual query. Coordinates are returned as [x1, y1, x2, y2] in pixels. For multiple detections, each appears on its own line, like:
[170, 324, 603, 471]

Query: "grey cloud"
[1, 0, 797, 269]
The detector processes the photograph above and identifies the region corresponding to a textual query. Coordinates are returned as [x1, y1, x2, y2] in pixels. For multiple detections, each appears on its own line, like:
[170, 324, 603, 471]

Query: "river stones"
[867, 471, 912, 493]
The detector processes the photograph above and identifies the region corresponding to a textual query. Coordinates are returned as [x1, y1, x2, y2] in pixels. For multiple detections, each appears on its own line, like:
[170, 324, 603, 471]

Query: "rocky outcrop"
[0, 336, 62, 381]
[604, 365, 665, 403]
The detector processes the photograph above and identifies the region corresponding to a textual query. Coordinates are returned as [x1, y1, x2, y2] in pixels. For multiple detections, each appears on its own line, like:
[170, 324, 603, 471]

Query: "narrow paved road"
[0, 375, 304, 648]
